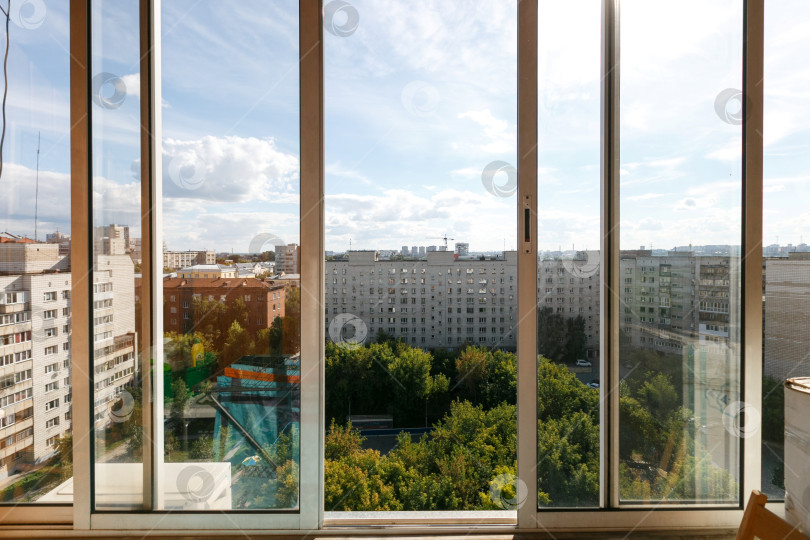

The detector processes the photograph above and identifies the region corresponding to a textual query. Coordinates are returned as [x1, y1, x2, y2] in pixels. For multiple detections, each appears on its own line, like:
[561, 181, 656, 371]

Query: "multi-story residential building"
[163, 277, 287, 335]
[538, 255, 601, 357]
[763, 252, 810, 380]
[325, 249, 745, 366]
[278, 244, 299, 275]
[94, 224, 130, 256]
[163, 249, 216, 271]
[325, 250, 518, 349]
[177, 264, 237, 279]
[91, 255, 137, 428]
[455, 243, 469, 257]
[0, 240, 136, 478]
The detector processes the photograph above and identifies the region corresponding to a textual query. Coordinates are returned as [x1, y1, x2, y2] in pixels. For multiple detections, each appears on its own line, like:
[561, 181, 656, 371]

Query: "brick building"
[163, 278, 286, 335]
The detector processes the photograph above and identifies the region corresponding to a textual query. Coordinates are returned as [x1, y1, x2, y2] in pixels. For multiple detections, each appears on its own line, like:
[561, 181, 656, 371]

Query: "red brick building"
[163, 277, 286, 335]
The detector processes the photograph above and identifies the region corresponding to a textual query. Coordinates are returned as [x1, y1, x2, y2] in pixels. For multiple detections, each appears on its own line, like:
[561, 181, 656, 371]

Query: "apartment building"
[91, 255, 138, 428]
[176, 264, 237, 279]
[163, 277, 287, 335]
[94, 224, 130, 256]
[278, 243, 300, 275]
[0, 242, 136, 478]
[325, 250, 518, 349]
[763, 252, 810, 380]
[538, 254, 601, 357]
[163, 249, 216, 271]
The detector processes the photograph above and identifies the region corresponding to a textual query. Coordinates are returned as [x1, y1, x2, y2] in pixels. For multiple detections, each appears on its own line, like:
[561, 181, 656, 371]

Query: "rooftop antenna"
[34, 132, 40, 242]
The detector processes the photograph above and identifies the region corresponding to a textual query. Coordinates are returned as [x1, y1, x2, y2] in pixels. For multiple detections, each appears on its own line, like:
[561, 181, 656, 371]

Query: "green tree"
[221, 320, 254, 369]
[538, 307, 567, 363]
[189, 435, 214, 460]
[170, 379, 190, 435]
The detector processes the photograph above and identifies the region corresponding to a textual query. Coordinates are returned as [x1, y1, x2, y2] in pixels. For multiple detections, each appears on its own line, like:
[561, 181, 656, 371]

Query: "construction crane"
[427, 234, 455, 250]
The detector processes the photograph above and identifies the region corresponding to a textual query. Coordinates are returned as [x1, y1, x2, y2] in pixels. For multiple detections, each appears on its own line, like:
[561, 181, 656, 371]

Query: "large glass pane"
[619, 0, 743, 504]
[159, 1, 300, 510]
[536, 0, 601, 509]
[91, 0, 144, 510]
[324, 0, 518, 513]
[0, 1, 72, 503]
[761, 0, 810, 500]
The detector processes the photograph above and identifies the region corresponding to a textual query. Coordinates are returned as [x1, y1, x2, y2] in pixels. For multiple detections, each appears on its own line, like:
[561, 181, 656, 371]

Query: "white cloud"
[161, 136, 299, 202]
[458, 109, 515, 154]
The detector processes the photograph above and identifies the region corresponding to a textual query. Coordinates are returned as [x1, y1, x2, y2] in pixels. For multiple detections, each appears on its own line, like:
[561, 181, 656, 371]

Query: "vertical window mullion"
[600, 0, 620, 509]
[742, 0, 764, 500]
[139, 0, 162, 511]
[299, 0, 324, 530]
[517, 0, 538, 529]
[70, 0, 92, 529]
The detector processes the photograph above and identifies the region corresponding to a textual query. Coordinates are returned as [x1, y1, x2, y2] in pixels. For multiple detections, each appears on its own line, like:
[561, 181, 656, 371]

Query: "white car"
[576, 359, 592, 367]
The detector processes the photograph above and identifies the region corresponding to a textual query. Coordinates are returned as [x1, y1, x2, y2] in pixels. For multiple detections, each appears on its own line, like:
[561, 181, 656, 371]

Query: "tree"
[563, 316, 587, 362]
[170, 379, 190, 435]
[53, 434, 73, 480]
[221, 320, 254, 369]
[189, 435, 214, 460]
[388, 347, 435, 426]
[538, 307, 567, 363]
[454, 346, 487, 402]
[282, 287, 301, 354]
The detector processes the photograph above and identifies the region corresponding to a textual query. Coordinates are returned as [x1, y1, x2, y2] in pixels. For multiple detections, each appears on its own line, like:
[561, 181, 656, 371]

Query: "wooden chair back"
[736, 490, 810, 540]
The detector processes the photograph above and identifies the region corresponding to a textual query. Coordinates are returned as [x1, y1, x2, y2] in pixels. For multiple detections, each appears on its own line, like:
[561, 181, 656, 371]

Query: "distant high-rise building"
[411, 246, 418, 258]
[94, 224, 130, 256]
[278, 243, 299, 275]
[427, 245, 437, 252]
[418, 246, 426, 256]
[163, 249, 216, 271]
[401, 246, 409, 256]
[455, 243, 469, 257]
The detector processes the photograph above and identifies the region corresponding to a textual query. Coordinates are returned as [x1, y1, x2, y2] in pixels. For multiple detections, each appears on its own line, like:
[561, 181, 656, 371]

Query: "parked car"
[576, 359, 592, 367]
[588, 380, 600, 389]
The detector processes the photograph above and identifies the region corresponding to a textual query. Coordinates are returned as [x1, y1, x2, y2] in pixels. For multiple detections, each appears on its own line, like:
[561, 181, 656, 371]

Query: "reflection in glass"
[761, 0, 810, 500]
[91, 0, 144, 510]
[619, 0, 743, 504]
[159, 1, 300, 510]
[0, 2, 72, 503]
[536, 0, 601, 509]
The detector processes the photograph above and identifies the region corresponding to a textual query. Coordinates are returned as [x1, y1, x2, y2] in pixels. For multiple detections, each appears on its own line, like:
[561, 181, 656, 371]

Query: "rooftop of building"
[163, 276, 286, 290]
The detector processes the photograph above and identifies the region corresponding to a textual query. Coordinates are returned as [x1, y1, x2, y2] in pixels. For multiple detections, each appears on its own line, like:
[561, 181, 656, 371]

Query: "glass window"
[536, 0, 601, 508]
[324, 0, 517, 513]
[158, 0, 301, 510]
[619, 0, 743, 504]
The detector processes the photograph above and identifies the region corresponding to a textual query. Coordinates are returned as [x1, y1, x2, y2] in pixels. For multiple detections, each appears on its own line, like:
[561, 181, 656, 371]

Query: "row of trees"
[324, 337, 738, 509]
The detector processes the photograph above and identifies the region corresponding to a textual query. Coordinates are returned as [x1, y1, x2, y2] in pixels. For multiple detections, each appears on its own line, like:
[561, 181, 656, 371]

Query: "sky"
[0, 0, 808, 254]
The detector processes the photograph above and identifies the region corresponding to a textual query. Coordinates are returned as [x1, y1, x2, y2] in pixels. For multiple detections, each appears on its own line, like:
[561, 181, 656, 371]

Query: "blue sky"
[0, 0, 808, 254]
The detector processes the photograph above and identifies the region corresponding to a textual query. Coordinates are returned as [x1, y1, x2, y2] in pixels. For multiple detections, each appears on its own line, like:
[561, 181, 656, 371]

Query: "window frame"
[0, 0, 772, 533]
